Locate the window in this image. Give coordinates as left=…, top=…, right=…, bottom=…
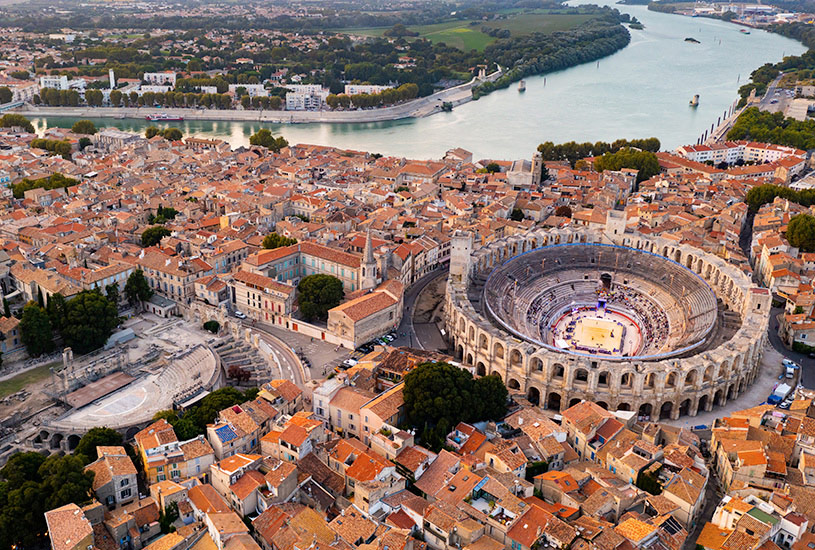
left=121, top=488, right=132, bottom=499
left=120, top=479, right=129, bottom=487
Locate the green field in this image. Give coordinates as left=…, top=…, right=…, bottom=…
left=335, top=12, right=597, bottom=52
left=485, top=13, right=598, bottom=35
left=0, top=363, right=56, bottom=399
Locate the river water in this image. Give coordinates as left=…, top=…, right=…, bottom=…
left=29, top=2, right=806, bottom=160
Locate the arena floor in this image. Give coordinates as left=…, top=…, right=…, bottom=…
left=552, top=307, right=641, bottom=356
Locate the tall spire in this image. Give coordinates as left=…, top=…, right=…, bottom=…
left=363, top=228, right=374, bottom=264
left=361, top=228, right=377, bottom=290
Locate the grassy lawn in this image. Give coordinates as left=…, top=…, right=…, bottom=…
left=484, top=13, right=598, bottom=35
left=336, top=21, right=495, bottom=51
left=333, top=12, right=596, bottom=51
left=0, top=362, right=56, bottom=399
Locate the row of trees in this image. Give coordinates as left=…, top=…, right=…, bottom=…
left=727, top=107, right=815, bottom=151
left=593, top=147, right=660, bottom=183
left=325, top=83, right=420, bottom=110
left=537, top=137, right=661, bottom=167
left=403, top=362, right=508, bottom=451
left=36, top=88, right=81, bottom=107
left=744, top=183, right=815, bottom=211
left=239, top=95, right=284, bottom=110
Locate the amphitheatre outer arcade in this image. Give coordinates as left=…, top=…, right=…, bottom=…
left=444, top=215, right=771, bottom=421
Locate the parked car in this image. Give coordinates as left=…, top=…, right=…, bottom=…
left=343, top=358, right=358, bottom=367
left=234, top=310, right=247, bottom=319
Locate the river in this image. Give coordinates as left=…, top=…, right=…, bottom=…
left=28, top=2, right=806, bottom=160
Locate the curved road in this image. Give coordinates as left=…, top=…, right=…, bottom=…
left=392, top=267, right=449, bottom=351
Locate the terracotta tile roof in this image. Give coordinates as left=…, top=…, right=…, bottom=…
left=614, top=518, right=657, bottom=544
left=329, top=506, right=377, bottom=545
left=188, top=484, right=230, bottom=514
left=231, top=469, right=266, bottom=500
left=45, top=504, right=93, bottom=550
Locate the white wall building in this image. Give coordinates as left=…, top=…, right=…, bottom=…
left=285, top=85, right=328, bottom=111
left=39, top=75, right=70, bottom=91
left=143, top=72, right=177, bottom=86
left=344, top=84, right=393, bottom=95
left=228, top=84, right=268, bottom=97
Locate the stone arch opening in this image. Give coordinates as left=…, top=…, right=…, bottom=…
left=638, top=403, right=653, bottom=419
left=568, top=398, right=581, bottom=408
left=50, top=433, right=63, bottom=450
left=67, top=434, right=81, bottom=451
left=510, top=349, right=523, bottom=369
left=618, top=403, right=631, bottom=411
left=466, top=353, right=474, bottom=366
left=38, top=429, right=50, bottom=441
left=715, top=389, right=725, bottom=406
left=644, top=373, right=655, bottom=389
left=727, top=384, right=735, bottom=400
left=490, top=371, right=504, bottom=382
left=698, top=394, right=710, bottom=412
left=679, top=399, right=692, bottom=416
left=673, top=249, right=681, bottom=263
left=528, top=387, right=541, bottom=406
left=552, top=363, right=565, bottom=380
left=477, top=362, right=487, bottom=377
left=547, top=392, right=561, bottom=411
left=456, top=345, right=464, bottom=360
left=479, top=334, right=488, bottom=350
left=596, top=401, right=609, bottom=410
left=468, top=326, right=475, bottom=343
left=659, top=401, right=673, bottom=420
left=685, top=371, right=697, bottom=388
left=574, top=368, right=589, bottom=383
left=125, top=426, right=140, bottom=440
left=508, top=378, right=521, bottom=390
left=598, top=371, right=610, bottom=388
left=531, top=357, right=543, bottom=372
left=620, top=372, right=633, bottom=389
left=704, top=366, right=714, bottom=383
left=494, top=343, right=505, bottom=360
left=665, top=372, right=677, bottom=389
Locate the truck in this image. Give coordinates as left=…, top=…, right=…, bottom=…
left=768, top=383, right=793, bottom=405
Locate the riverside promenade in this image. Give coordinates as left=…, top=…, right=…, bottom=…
left=13, top=70, right=502, bottom=124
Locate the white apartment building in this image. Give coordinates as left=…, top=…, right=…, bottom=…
left=39, top=75, right=70, bottom=91
left=143, top=72, right=177, bottom=86
left=676, top=140, right=806, bottom=165
left=344, top=84, right=393, bottom=95
left=285, top=85, right=329, bottom=111
left=228, top=84, right=268, bottom=97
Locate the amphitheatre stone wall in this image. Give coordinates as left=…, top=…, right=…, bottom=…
left=444, top=226, right=771, bottom=420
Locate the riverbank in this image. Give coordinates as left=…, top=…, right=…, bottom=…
left=23, top=4, right=805, bottom=160
left=13, top=71, right=498, bottom=125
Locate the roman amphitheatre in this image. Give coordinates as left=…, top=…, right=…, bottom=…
left=445, top=218, right=771, bottom=421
